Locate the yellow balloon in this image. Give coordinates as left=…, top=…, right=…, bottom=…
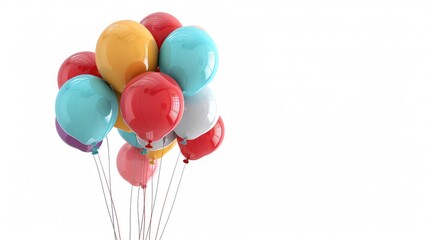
left=147, top=140, right=177, bottom=160
left=96, top=20, right=158, bottom=92
left=114, top=91, right=132, bottom=132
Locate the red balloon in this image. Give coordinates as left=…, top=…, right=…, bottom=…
left=177, top=117, right=225, bottom=162
left=57, top=51, right=101, bottom=88
left=117, top=143, right=158, bottom=188
left=121, top=72, right=184, bottom=148
left=140, top=12, right=182, bottom=49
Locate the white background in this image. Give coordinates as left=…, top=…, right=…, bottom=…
left=1, top=0, right=429, bottom=239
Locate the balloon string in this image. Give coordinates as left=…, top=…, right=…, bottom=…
left=98, top=154, right=122, bottom=240
left=106, top=136, right=116, bottom=238
left=137, top=186, right=141, bottom=238
left=145, top=164, right=158, bottom=240
left=154, top=151, right=181, bottom=240
left=136, top=140, right=149, bottom=238
left=129, top=185, right=133, bottom=240
left=144, top=139, right=166, bottom=240
left=158, top=162, right=187, bottom=240
left=93, top=155, right=118, bottom=240
left=149, top=166, right=154, bottom=240
left=143, top=165, right=154, bottom=240
left=140, top=158, right=149, bottom=238
left=140, top=187, right=147, bottom=240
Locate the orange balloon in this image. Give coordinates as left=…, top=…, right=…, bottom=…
left=96, top=20, right=158, bottom=92
left=114, top=91, right=132, bottom=132
left=147, top=139, right=177, bottom=160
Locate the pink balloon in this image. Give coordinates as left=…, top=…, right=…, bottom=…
left=117, top=143, right=157, bottom=188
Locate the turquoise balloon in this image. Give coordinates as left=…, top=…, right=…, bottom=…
left=159, top=26, right=218, bottom=97
left=55, top=74, right=118, bottom=145
left=117, top=129, right=143, bottom=148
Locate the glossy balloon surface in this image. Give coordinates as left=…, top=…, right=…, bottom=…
left=118, top=129, right=176, bottom=159
left=96, top=20, right=158, bottom=92
left=55, top=119, right=102, bottom=152
left=57, top=51, right=101, bottom=88
left=118, top=129, right=143, bottom=148
left=174, top=87, right=219, bottom=140
left=117, top=143, right=157, bottom=187
left=55, top=74, right=118, bottom=145
left=120, top=72, right=184, bottom=145
left=146, top=140, right=176, bottom=160
left=137, top=131, right=177, bottom=151
left=114, top=91, right=132, bottom=132
left=178, top=117, right=224, bottom=161
left=159, top=26, right=218, bottom=97
left=140, top=12, right=182, bottom=49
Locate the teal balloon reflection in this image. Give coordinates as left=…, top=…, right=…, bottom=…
left=159, top=26, right=218, bottom=97
left=118, top=129, right=143, bottom=148
left=55, top=74, right=118, bottom=145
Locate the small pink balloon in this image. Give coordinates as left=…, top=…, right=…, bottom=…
left=117, top=143, right=158, bottom=188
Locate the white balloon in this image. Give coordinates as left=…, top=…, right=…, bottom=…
left=137, top=131, right=176, bottom=150
left=174, top=87, right=219, bottom=140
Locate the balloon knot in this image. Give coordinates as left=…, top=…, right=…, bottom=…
left=141, top=184, right=147, bottom=189
left=145, top=142, right=153, bottom=148
left=180, top=139, right=187, bottom=145
left=149, top=160, right=155, bottom=165
left=91, top=146, right=99, bottom=155
left=183, top=159, right=189, bottom=164
left=141, top=149, right=148, bottom=155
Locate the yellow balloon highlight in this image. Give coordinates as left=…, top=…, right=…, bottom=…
left=147, top=140, right=177, bottom=160
left=96, top=20, right=158, bottom=92
left=114, top=91, right=132, bottom=132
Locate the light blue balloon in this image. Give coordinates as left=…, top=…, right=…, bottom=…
left=55, top=74, right=118, bottom=146
left=159, top=26, right=219, bottom=97
left=117, top=129, right=143, bottom=149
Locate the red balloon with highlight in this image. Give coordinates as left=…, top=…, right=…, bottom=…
left=178, top=117, right=225, bottom=162
left=57, top=51, right=101, bottom=88
left=140, top=12, right=182, bottom=49
left=120, top=72, right=184, bottom=148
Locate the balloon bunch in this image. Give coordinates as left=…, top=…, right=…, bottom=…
left=54, top=12, right=225, bottom=240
